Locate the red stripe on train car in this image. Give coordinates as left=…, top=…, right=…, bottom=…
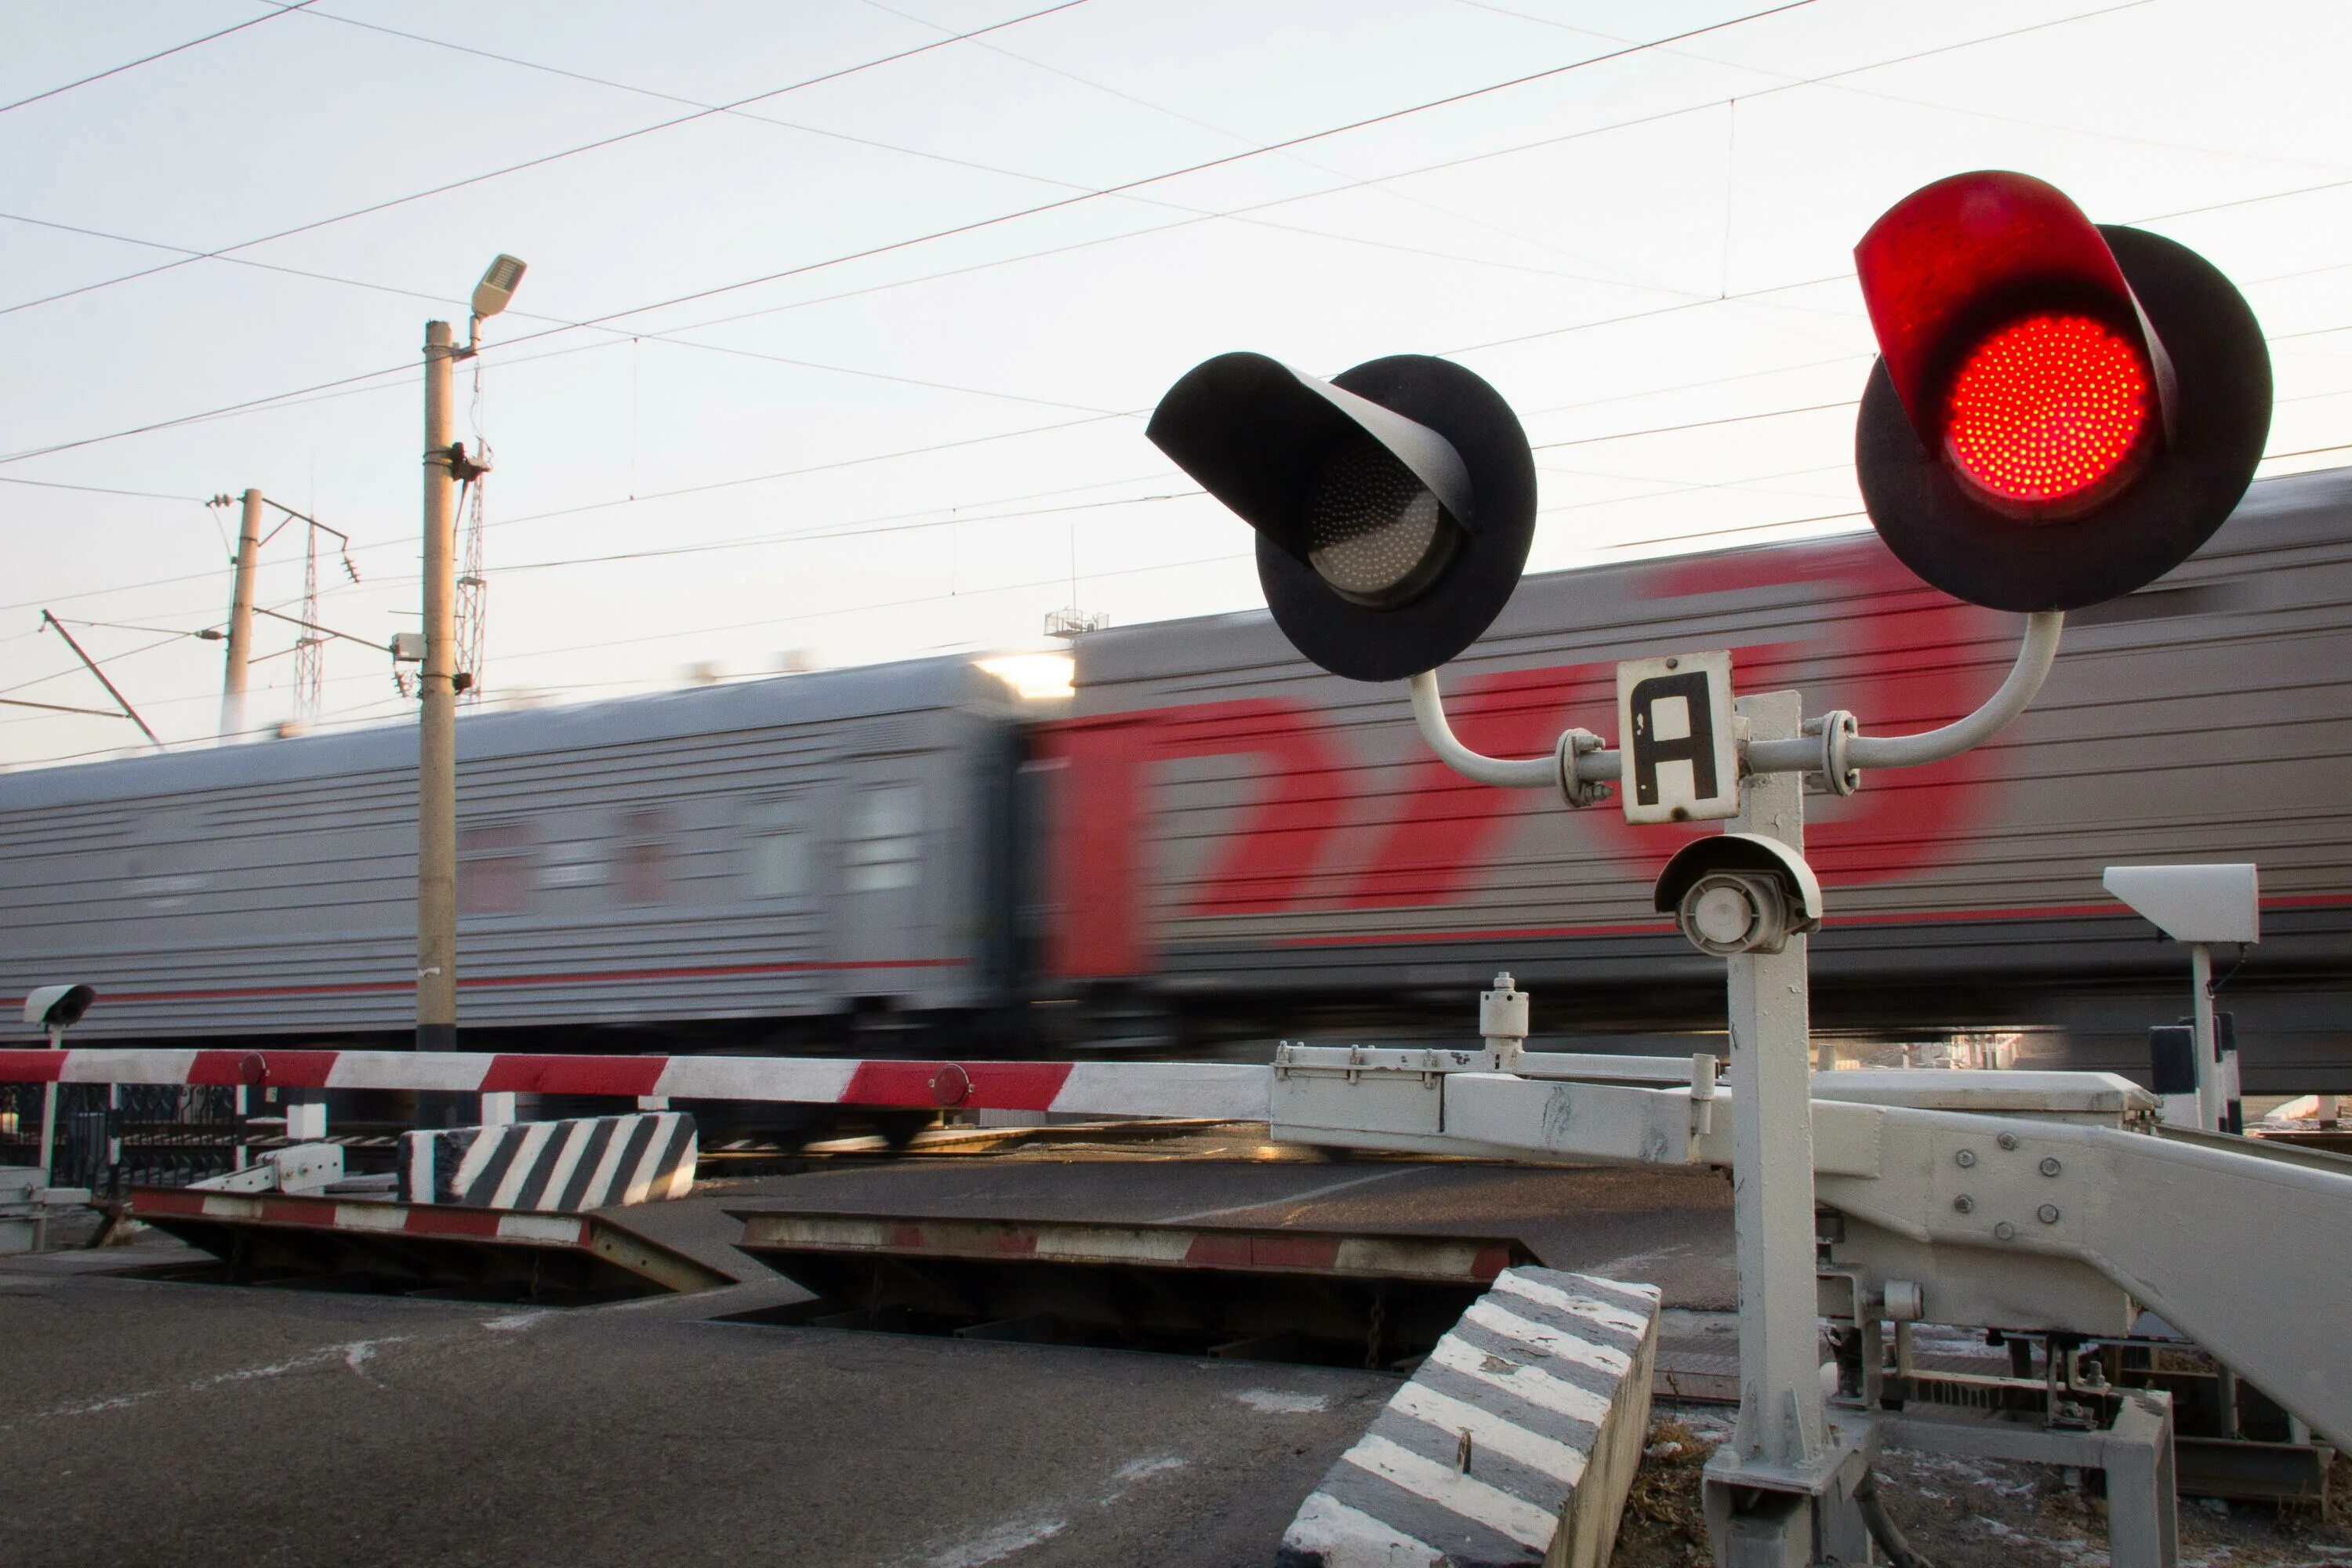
left=28, top=956, right=968, bottom=1009
left=1271, top=895, right=2352, bottom=948
left=1470, top=1244, right=1515, bottom=1280
left=478, top=1054, right=670, bottom=1098
left=187, top=1049, right=340, bottom=1088
left=0, top=1051, right=67, bottom=1083
left=840, top=1060, right=1074, bottom=1111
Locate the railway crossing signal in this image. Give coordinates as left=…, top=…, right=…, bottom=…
left=1141, top=167, right=2297, bottom=1564
left=1852, top=170, right=2274, bottom=612
left=1145, top=351, right=1536, bottom=681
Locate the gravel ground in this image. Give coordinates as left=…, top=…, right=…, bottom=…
left=1613, top=1407, right=2352, bottom=1568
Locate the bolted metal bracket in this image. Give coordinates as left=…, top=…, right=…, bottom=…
left=1554, top=728, right=1610, bottom=808
left=1801, top=709, right=1861, bottom=796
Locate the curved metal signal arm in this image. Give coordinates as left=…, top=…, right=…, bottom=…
left=1407, top=610, right=2066, bottom=796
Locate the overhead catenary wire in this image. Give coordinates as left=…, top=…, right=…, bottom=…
left=0, top=2, right=318, bottom=118
left=0, top=0, right=1103, bottom=324
left=0, top=0, right=2276, bottom=481
left=13, top=5, right=2352, bottom=672
left=0, top=0, right=1828, bottom=470
left=13, top=306, right=2352, bottom=622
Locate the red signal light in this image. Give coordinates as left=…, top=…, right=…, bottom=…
left=1943, top=312, right=2152, bottom=511
left=1851, top=170, right=2272, bottom=613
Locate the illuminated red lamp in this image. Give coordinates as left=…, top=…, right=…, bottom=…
left=1851, top=171, right=2270, bottom=612
left=1944, top=312, right=2151, bottom=510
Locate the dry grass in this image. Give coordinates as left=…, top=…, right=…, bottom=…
left=1611, top=1417, right=1721, bottom=1568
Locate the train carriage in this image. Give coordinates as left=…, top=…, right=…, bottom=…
left=0, top=658, right=1032, bottom=1050
left=1047, top=466, right=2352, bottom=1088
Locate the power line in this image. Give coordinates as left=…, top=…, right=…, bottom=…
left=0, top=0, right=2194, bottom=472
left=1461, top=0, right=2343, bottom=176
left=861, top=0, right=1664, bottom=293
left=1533, top=400, right=1855, bottom=451
left=477, top=2, right=1824, bottom=352
left=0, top=0, right=1102, bottom=323
left=0, top=2, right=318, bottom=118
left=0, top=474, right=205, bottom=502
left=281, top=2, right=1658, bottom=299
left=16, top=303, right=2350, bottom=622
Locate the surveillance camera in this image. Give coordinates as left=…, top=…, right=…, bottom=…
left=1653, top=836, right=1822, bottom=958
left=22, top=983, right=94, bottom=1030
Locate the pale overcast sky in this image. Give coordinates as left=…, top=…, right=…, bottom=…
left=2, top=0, right=2347, bottom=765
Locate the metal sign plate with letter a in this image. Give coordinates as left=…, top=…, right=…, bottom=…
left=1616, top=651, right=1738, bottom=824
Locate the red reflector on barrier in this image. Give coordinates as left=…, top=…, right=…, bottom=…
left=1944, top=312, right=2151, bottom=508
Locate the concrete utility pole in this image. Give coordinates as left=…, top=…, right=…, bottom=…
left=418, top=321, right=460, bottom=1052
left=220, top=487, right=263, bottom=739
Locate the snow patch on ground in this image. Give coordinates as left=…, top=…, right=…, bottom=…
left=913, top=1514, right=1069, bottom=1568
left=9, top=1336, right=409, bottom=1430
left=1113, top=1455, right=1187, bottom=1483
left=1235, top=1388, right=1329, bottom=1414
left=480, top=1311, right=550, bottom=1332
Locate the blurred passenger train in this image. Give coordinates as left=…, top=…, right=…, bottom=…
left=5, top=466, right=2349, bottom=1091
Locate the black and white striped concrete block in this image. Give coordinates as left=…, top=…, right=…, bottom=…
left=1280, top=1268, right=1662, bottom=1568
left=396, top=1112, right=697, bottom=1212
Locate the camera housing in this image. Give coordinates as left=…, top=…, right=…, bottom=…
left=21, top=983, right=94, bottom=1031
left=1653, top=836, right=1822, bottom=958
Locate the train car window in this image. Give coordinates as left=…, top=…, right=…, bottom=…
left=746, top=800, right=808, bottom=898
left=615, top=810, right=670, bottom=905
left=459, top=822, right=534, bottom=916
left=845, top=781, right=921, bottom=894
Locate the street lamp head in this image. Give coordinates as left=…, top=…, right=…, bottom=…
left=471, top=254, right=528, bottom=321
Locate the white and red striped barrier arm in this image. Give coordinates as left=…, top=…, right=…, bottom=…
left=0, top=1048, right=1273, bottom=1123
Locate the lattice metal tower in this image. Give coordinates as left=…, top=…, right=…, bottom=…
left=294, top=521, right=324, bottom=722
left=454, top=442, right=488, bottom=705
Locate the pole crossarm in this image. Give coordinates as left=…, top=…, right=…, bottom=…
left=1406, top=610, right=2067, bottom=797
left=252, top=604, right=389, bottom=651
left=39, top=609, right=162, bottom=746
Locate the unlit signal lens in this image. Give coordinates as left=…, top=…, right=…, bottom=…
left=1944, top=313, right=2151, bottom=509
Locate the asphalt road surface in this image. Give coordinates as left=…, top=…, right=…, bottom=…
left=0, top=1145, right=1733, bottom=1567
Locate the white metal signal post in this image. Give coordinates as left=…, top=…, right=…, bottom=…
left=1410, top=612, right=2067, bottom=1555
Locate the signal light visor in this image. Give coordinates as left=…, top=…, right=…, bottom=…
left=1943, top=311, right=2154, bottom=514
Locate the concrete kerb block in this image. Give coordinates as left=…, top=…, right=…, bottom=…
left=1280, top=1267, right=1662, bottom=1568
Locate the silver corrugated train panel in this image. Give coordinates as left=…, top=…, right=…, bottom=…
left=0, top=657, right=1023, bottom=1040
left=1051, top=468, right=2352, bottom=991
